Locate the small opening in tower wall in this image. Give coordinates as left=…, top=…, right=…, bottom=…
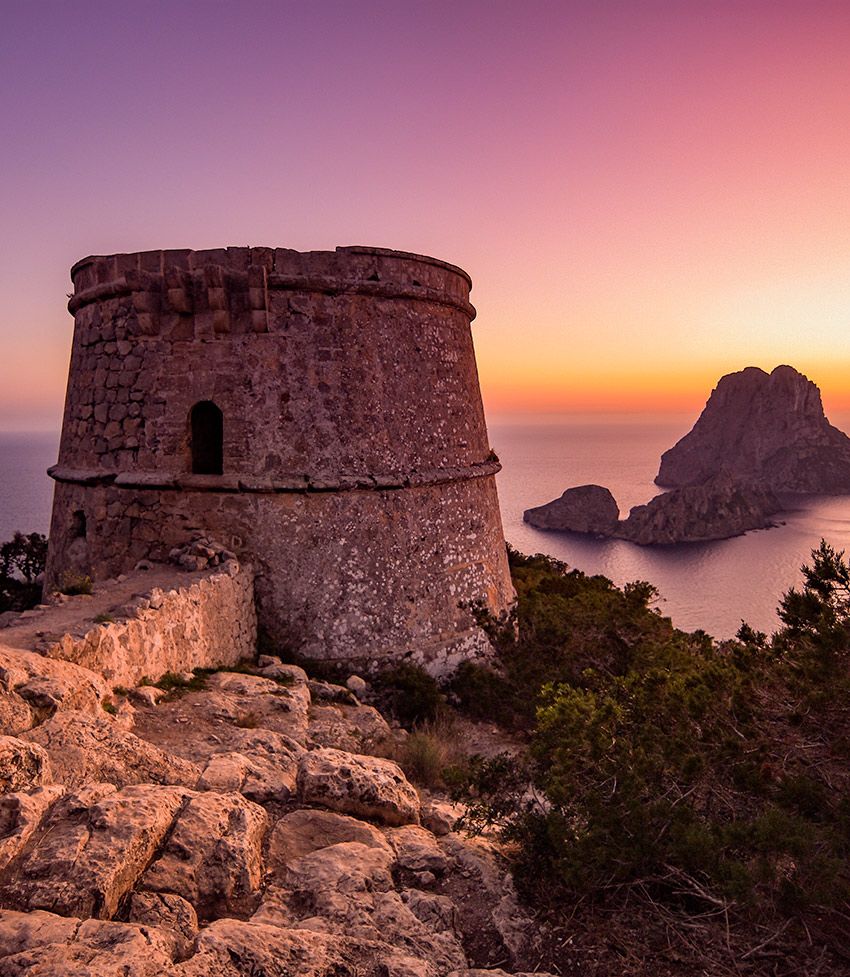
left=71, top=510, right=86, bottom=538
left=190, top=401, right=224, bottom=475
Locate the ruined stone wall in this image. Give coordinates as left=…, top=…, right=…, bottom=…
left=45, top=246, right=514, bottom=672
left=46, top=479, right=510, bottom=674
left=41, top=563, right=256, bottom=689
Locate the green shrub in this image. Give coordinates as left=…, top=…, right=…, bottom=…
left=93, top=612, right=115, bottom=624
left=373, top=662, right=444, bottom=727
left=457, top=541, right=850, bottom=944
left=152, top=669, right=209, bottom=694
left=449, top=660, right=515, bottom=725
left=463, top=545, right=677, bottom=729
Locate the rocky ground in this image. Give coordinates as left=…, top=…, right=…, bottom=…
left=0, top=634, right=551, bottom=976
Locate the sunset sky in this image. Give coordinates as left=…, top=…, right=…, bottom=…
left=3, top=0, right=850, bottom=429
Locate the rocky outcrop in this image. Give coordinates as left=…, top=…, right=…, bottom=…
left=0, top=692, right=32, bottom=738
left=306, top=701, right=393, bottom=753
left=268, top=809, right=393, bottom=868
left=178, top=917, right=446, bottom=977
left=0, top=783, right=189, bottom=919
left=387, top=824, right=449, bottom=875
left=525, top=474, right=780, bottom=546
left=0, top=788, right=65, bottom=872
left=22, top=711, right=200, bottom=788
left=204, top=669, right=311, bottom=745
left=617, top=472, right=781, bottom=545
left=523, top=484, right=619, bottom=534
left=254, top=840, right=468, bottom=973
left=0, top=655, right=543, bottom=976
left=525, top=367, right=850, bottom=545
left=657, top=365, right=850, bottom=492
left=0, top=910, right=177, bottom=976
left=127, top=890, right=199, bottom=958
left=141, top=791, right=268, bottom=919
left=0, top=645, right=107, bottom=722
left=196, top=749, right=298, bottom=804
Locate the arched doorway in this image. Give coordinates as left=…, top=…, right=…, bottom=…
left=189, top=401, right=223, bottom=475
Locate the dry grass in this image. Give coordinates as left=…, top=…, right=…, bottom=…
left=395, top=714, right=470, bottom=789
left=59, top=571, right=93, bottom=596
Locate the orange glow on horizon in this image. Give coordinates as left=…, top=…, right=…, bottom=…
left=480, top=361, right=850, bottom=418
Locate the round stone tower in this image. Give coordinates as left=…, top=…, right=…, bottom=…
left=45, top=246, right=514, bottom=672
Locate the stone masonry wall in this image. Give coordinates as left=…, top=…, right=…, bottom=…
left=45, top=246, right=515, bottom=672
left=46, top=480, right=510, bottom=676
left=42, top=563, right=256, bottom=688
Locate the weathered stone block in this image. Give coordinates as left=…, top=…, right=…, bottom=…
left=0, top=737, right=51, bottom=795
left=297, top=747, right=420, bottom=826
left=142, top=790, right=268, bottom=918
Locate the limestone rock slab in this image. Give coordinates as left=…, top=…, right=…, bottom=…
left=172, top=917, right=439, bottom=977
left=22, top=710, right=200, bottom=789
left=128, top=890, right=199, bottom=959
left=0, top=786, right=65, bottom=872
left=205, top=670, right=311, bottom=745
left=0, top=910, right=176, bottom=976
left=0, top=691, right=32, bottom=737
left=307, top=702, right=393, bottom=753
left=0, top=646, right=107, bottom=717
left=254, top=841, right=466, bottom=973
left=266, top=808, right=392, bottom=875
left=142, top=790, right=268, bottom=918
left=197, top=749, right=297, bottom=803
left=386, top=824, right=449, bottom=875
left=297, top=747, right=420, bottom=826
left=421, top=796, right=463, bottom=836
left=0, top=783, right=188, bottom=919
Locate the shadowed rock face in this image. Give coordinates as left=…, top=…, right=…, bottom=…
left=523, top=485, right=619, bottom=534
left=617, top=472, right=781, bottom=545
left=524, top=474, right=780, bottom=546
left=656, top=365, right=850, bottom=493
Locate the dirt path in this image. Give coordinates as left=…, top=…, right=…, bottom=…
left=0, top=565, right=203, bottom=652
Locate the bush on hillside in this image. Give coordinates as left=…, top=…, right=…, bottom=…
left=372, top=661, right=445, bottom=726
left=455, top=542, right=850, bottom=970
left=459, top=545, right=680, bottom=729
left=0, top=531, right=47, bottom=612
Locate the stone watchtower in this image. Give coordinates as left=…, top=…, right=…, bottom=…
left=45, top=246, right=514, bottom=672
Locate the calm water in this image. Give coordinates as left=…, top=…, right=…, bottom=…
left=491, top=413, right=850, bottom=639
left=3, top=420, right=850, bottom=639
left=0, top=432, right=58, bottom=542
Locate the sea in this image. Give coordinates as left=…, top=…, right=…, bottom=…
left=3, top=418, right=850, bottom=641
left=491, top=413, right=850, bottom=640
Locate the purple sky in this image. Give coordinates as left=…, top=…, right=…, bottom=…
left=4, top=1, right=850, bottom=426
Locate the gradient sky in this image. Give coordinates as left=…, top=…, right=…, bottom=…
left=3, top=0, right=850, bottom=429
